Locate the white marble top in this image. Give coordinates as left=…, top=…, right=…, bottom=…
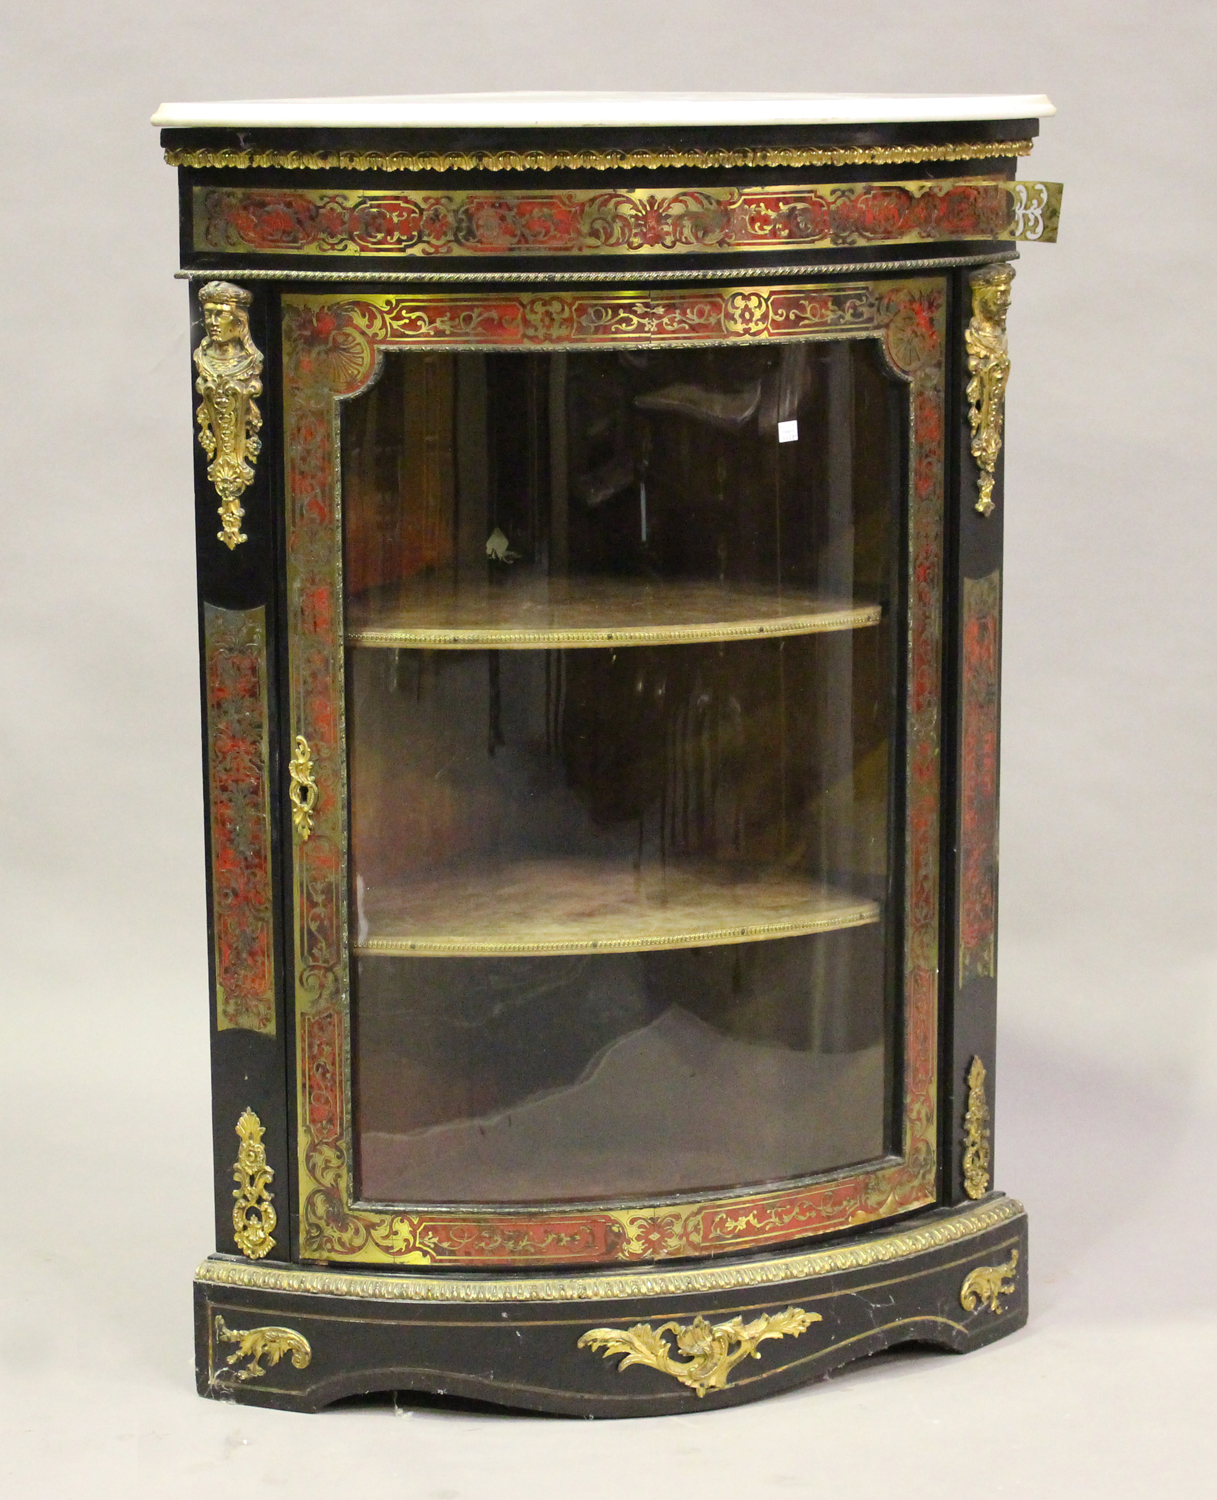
left=152, top=91, right=1054, bottom=130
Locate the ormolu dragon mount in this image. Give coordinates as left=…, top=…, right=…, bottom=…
left=156, top=91, right=1059, bottom=1415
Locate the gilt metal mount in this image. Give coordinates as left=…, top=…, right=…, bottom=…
left=960, top=1249, right=1019, bottom=1315
left=194, top=280, right=263, bottom=549
left=232, top=1106, right=277, bottom=1259
left=214, top=1315, right=311, bottom=1381
left=962, top=1056, right=993, bottom=1199
left=578, top=1307, right=820, bottom=1397
left=965, top=264, right=1014, bottom=518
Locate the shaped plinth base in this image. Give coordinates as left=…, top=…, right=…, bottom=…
left=194, top=1194, right=1027, bottom=1417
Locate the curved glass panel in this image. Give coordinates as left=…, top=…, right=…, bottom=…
left=341, top=339, right=904, bottom=1205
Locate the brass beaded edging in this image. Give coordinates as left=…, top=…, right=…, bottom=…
left=166, top=140, right=1033, bottom=174
left=173, top=250, right=1018, bottom=284
left=196, top=1196, right=1024, bottom=1304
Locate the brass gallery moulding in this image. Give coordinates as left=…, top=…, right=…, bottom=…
left=173, top=249, right=1018, bottom=285
left=194, top=179, right=1061, bottom=260
left=195, top=1196, right=1026, bottom=1305
left=167, top=139, right=1034, bottom=174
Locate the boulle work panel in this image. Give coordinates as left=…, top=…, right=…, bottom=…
left=163, top=91, right=1058, bottom=1416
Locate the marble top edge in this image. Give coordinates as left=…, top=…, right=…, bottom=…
left=153, top=91, right=1055, bottom=129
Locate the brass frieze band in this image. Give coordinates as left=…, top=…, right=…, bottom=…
left=194, top=280, right=263, bottom=548
left=579, top=1307, right=821, bottom=1397
left=193, top=179, right=1060, bottom=260
left=966, top=264, right=1014, bottom=516
left=232, top=1107, right=278, bottom=1259
left=960, top=1249, right=1019, bottom=1314
left=195, top=1197, right=1025, bottom=1304
left=167, top=139, right=1033, bottom=174
left=962, top=1057, right=993, bottom=1199
left=212, top=1315, right=312, bottom=1382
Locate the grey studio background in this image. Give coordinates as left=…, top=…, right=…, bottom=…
left=1, top=1, right=1213, bottom=1494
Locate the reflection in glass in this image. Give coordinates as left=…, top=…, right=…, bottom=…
left=342, top=340, right=904, bottom=1206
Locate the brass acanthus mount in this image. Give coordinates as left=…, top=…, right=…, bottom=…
left=214, top=1316, right=312, bottom=1381
left=232, top=1106, right=277, bottom=1259
left=578, top=1306, right=820, bottom=1397
left=965, top=264, right=1014, bottom=518
left=960, top=1250, right=1020, bottom=1315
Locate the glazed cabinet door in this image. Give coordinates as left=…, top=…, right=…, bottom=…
left=282, top=278, right=948, bottom=1268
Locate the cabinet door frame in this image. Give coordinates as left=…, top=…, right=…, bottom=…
left=280, top=276, right=947, bottom=1268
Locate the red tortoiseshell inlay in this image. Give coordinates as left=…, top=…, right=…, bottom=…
left=960, top=570, right=1002, bottom=982
left=204, top=603, right=275, bottom=1035
left=196, top=178, right=1013, bottom=259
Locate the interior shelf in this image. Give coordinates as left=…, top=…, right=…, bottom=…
left=346, top=577, right=882, bottom=649
left=354, top=857, right=880, bottom=957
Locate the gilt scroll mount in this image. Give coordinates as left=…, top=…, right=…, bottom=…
left=578, top=1307, right=820, bottom=1398
left=213, top=1315, right=311, bottom=1381
left=232, top=1106, right=277, bottom=1259
left=965, top=264, right=1014, bottom=518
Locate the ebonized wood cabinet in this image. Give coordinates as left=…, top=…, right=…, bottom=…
left=155, top=91, right=1060, bottom=1415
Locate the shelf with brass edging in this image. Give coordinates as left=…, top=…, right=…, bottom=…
left=346, top=578, right=882, bottom=650
left=356, top=858, right=879, bottom=957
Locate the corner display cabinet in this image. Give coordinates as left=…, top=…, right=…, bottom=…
left=157, top=91, right=1061, bottom=1416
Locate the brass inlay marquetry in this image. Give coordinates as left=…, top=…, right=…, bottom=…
left=960, top=1249, right=1019, bottom=1314
left=194, top=281, right=263, bottom=549
left=962, top=1056, right=992, bottom=1200
left=192, top=178, right=1061, bottom=261
left=1011, top=181, right=1062, bottom=242
left=213, top=1315, right=311, bottom=1381
left=195, top=1196, right=1025, bottom=1303
left=288, top=735, right=317, bottom=840
left=959, top=571, right=1001, bottom=983
left=203, top=604, right=276, bottom=1035
left=167, top=139, right=1034, bottom=174
left=232, top=1107, right=277, bottom=1259
left=579, top=1307, right=820, bottom=1397
left=965, top=264, right=1014, bottom=517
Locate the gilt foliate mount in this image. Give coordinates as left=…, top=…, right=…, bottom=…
left=578, top=1307, right=821, bottom=1397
